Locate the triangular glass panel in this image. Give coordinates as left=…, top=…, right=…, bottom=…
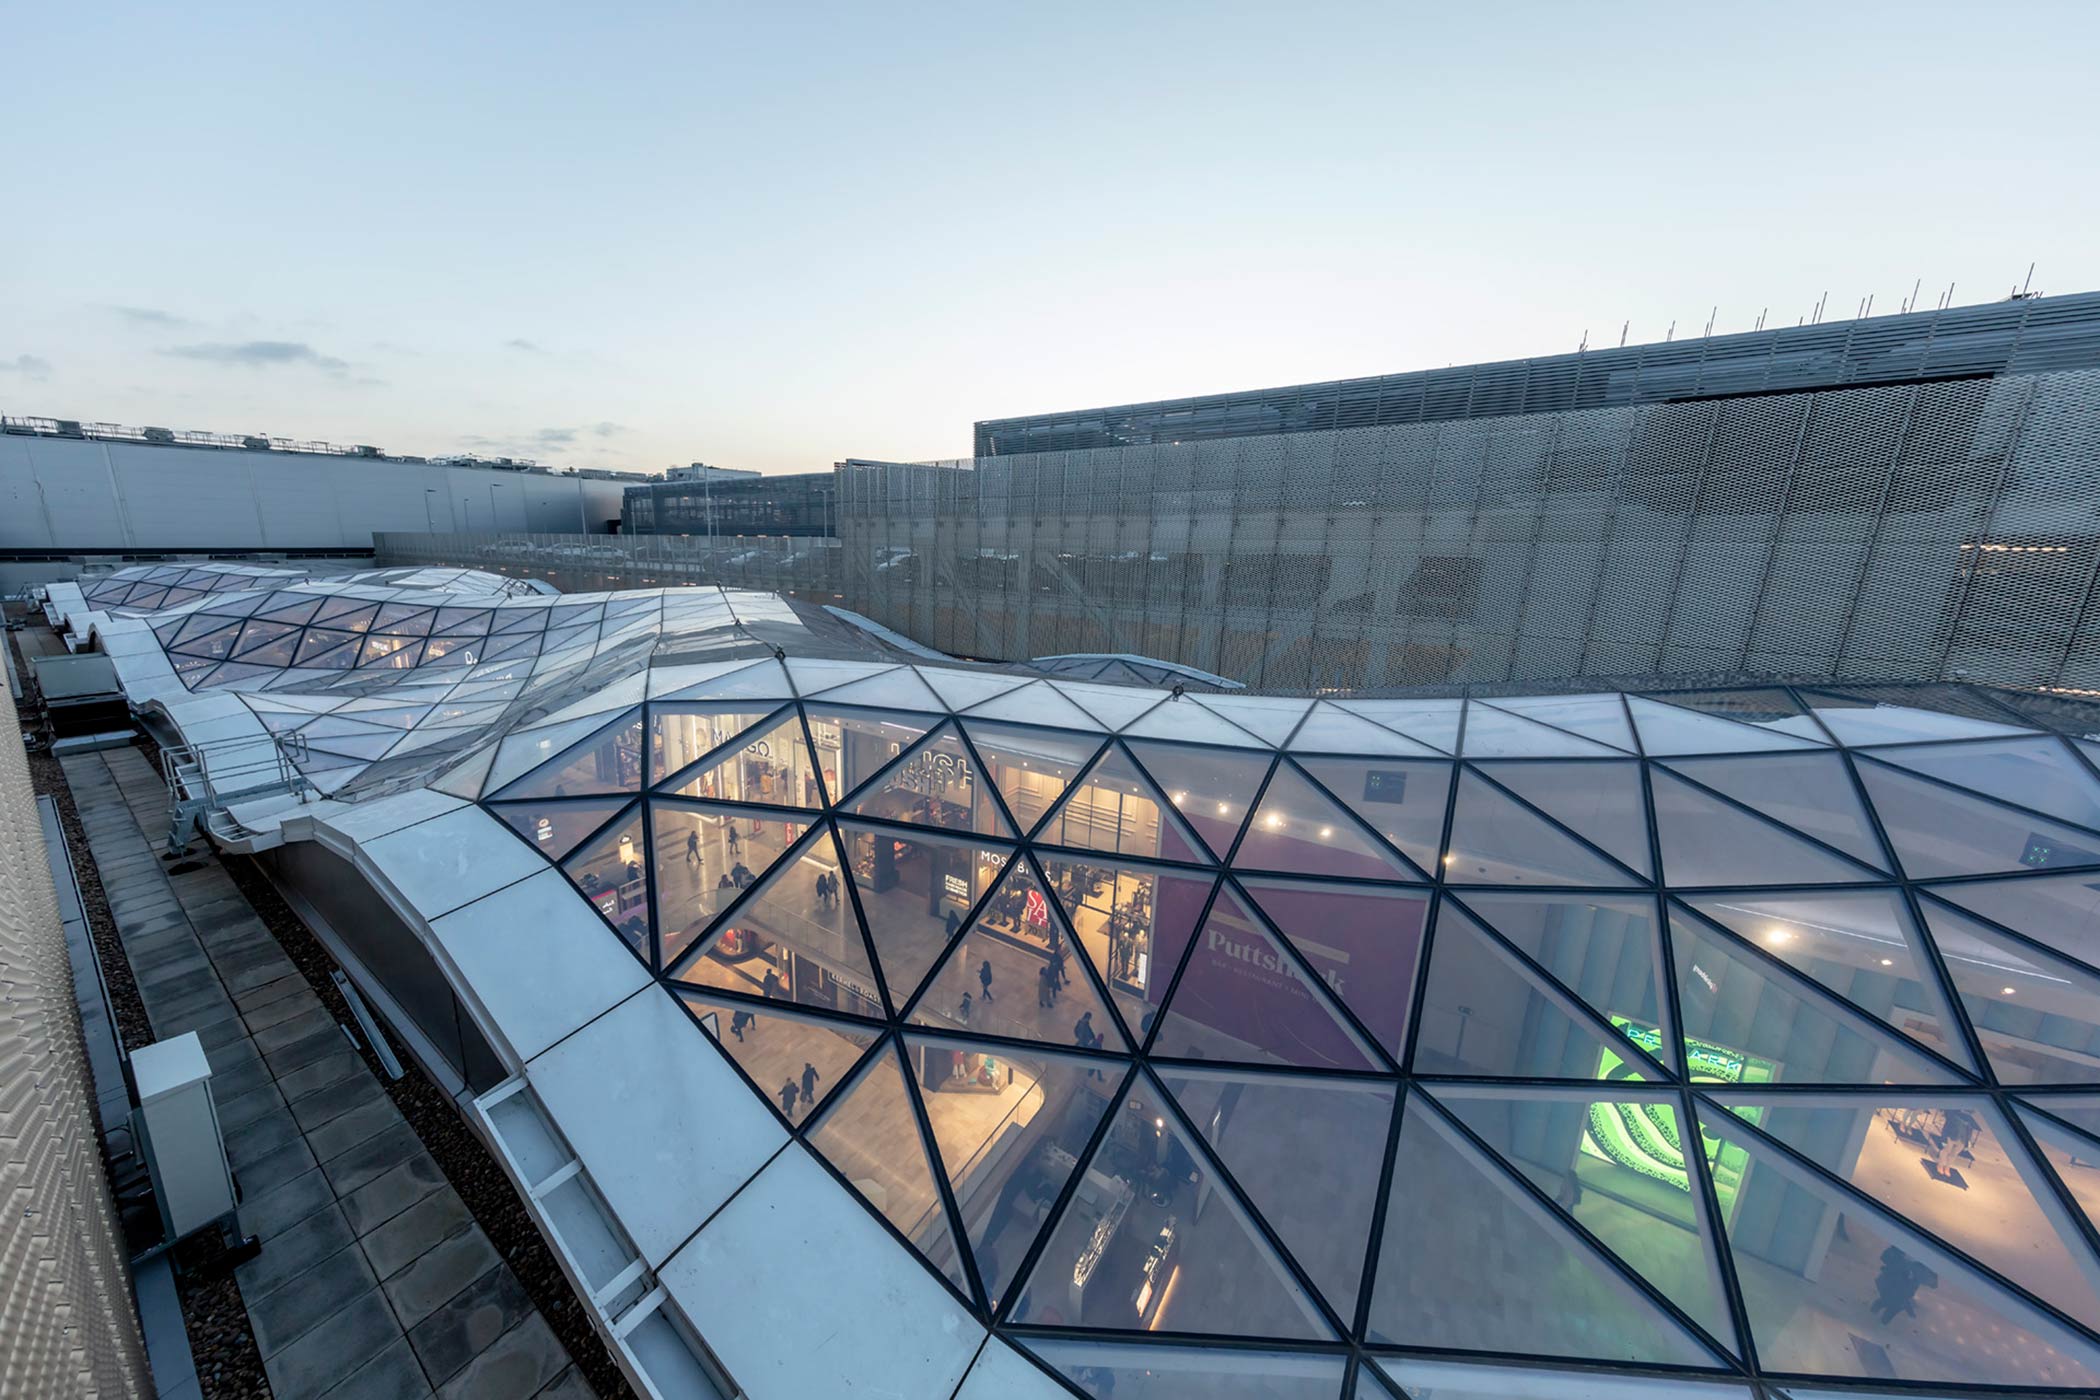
left=1042, top=746, right=1208, bottom=864
left=649, top=800, right=823, bottom=968
left=805, top=1043, right=971, bottom=1297
left=1716, top=1092, right=2100, bottom=1332
left=957, top=720, right=1104, bottom=838
left=964, top=679, right=1105, bottom=731
left=170, top=621, right=244, bottom=660
left=488, top=797, right=629, bottom=862
left=1154, top=885, right=1378, bottom=1070
left=784, top=658, right=894, bottom=697
left=1867, top=736, right=2100, bottom=832
left=1484, top=694, right=1640, bottom=751
left=1160, top=1066, right=1393, bottom=1323
left=659, top=708, right=822, bottom=809
left=668, top=825, right=883, bottom=1014
left=1802, top=692, right=2035, bottom=745
left=1474, top=761, right=1652, bottom=880
left=233, top=632, right=301, bottom=668
left=1334, top=698, right=1463, bottom=754
left=169, top=612, right=240, bottom=647
left=1009, top=1074, right=1334, bottom=1337
left=802, top=707, right=940, bottom=806
left=301, top=732, right=404, bottom=762
left=1038, top=854, right=1215, bottom=1043
left=1233, top=763, right=1417, bottom=882
left=1122, top=697, right=1268, bottom=747
left=490, top=709, right=644, bottom=800
left=1662, top=753, right=1889, bottom=871
left=1651, top=768, right=1878, bottom=886
left=2014, top=1103, right=2100, bottom=1232
left=907, top=863, right=1128, bottom=1053
left=1691, top=1103, right=2100, bottom=1386
left=2021, top=1094, right=2100, bottom=1142
left=1445, top=770, right=1641, bottom=887
left=1459, top=891, right=1674, bottom=1072
left=1023, top=1341, right=1345, bottom=1399
left=907, top=1036, right=1118, bottom=1308
left=1373, top=1358, right=1749, bottom=1398
left=678, top=991, right=876, bottom=1120
left=355, top=634, right=425, bottom=670
left=1668, top=909, right=1957, bottom=1085
left=559, top=802, right=649, bottom=957
left=812, top=666, right=948, bottom=712
left=1462, top=703, right=1622, bottom=758
left=838, top=823, right=1013, bottom=1008
left=1856, top=757, right=2100, bottom=878
left=1290, top=757, right=1451, bottom=877
left=292, top=628, right=361, bottom=667
left=1287, top=701, right=1442, bottom=757
left=1238, top=876, right=1430, bottom=1060
left=657, top=657, right=791, bottom=702
left=232, top=619, right=299, bottom=657
left=1417, top=904, right=1656, bottom=1080
left=1366, top=1093, right=1718, bottom=1365
left=1045, top=680, right=1162, bottom=731
left=1927, top=870, right=2100, bottom=969
left=842, top=723, right=1013, bottom=836
left=1682, top=890, right=1972, bottom=1069
left=645, top=705, right=777, bottom=786
left=1432, top=1084, right=1739, bottom=1354
left=1627, top=694, right=1822, bottom=755
left=1189, top=695, right=1312, bottom=747
left=1123, top=740, right=1272, bottom=860
left=917, top=666, right=1029, bottom=713
left=1916, top=900, right=2100, bottom=1086
left=1645, top=687, right=1807, bottom=725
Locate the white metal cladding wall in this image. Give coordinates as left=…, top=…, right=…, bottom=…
left=835, top=368, right=2100, bottom=691
left=0, top=691, right=152, bottom=1397
left=0, top=437, right=627, bottom=552
left=372, top=532, right=848, bottom=603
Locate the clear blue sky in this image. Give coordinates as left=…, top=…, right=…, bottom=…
left=4, top=2, right=2096, bottom=475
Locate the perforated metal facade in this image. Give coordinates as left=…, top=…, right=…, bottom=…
left=841, top=367, right=2100, bottom=692
left=0, top=683, right=152, bottom=1399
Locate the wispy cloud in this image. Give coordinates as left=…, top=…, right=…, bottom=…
left=161, top=340, right=350, bottom=374
left=0, top=354, right=53, bottom=379
left=505, top=338, right=545, bottom=353
left=456, top=420, right=631, bottom=458
left=591, top=421, right=626, bottom=438
left=109, top=305, right=194, bottom=328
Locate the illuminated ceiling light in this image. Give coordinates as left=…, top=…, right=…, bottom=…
left=1170, top=791, right=1186, bottom=806
left=1442, top=852, right=1456, bottom=865
left=1764, top=926, right=1793, bottom=945
left=1215, top=802, right=1229, bottom=816
left=1264, top=813, right=1282, bottom=829
left=1880, top=958, right=1894, bottom=966
left=1318, top=826, right=1333, bottom=839
left=2003, top=986, right=2017, bottom=995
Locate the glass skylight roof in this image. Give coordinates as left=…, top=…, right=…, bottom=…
left=98, top=567, right=2100, bottom=1395
left=472, top=670, right=2100, bottom=1397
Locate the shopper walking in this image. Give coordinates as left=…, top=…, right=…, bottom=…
left=979, top=958, right=995, bottom=1002
left=778, top=1080, right=799, bottom=1116
left=801, top=1061, right=821, bottom=1107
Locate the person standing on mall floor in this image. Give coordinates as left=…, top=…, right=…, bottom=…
left=725, top=820, right=741, bottom=857
left=979, top=958, right=995, bottom=1002
left=686, top=827, right=701, bottom=869
left=958, top=991, right=973, bottom=1026
left=729, top=1009, right=753, bottom=1042
left=801, top=1061, right=820, bottom=1107
left=778, top=1080, right=799, bottom=1116
left=763, top=968, right=785, bottom=1000
left=1037, top=964, right=1054, bottom=1008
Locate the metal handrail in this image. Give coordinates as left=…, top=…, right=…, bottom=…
left=161, top=730, right=312, bottom=849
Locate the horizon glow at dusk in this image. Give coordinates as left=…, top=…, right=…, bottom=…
left=5, top=1, right=2097, bottom=476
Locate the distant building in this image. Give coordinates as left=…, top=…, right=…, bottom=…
left=665, top=462, right=763, bottom=484
left=623, top=471, right=836, bottom=537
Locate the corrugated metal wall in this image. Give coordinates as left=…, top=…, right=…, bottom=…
left=0, top=687, right=152, bottom=1398
left=381, top=366, right=2100, bottom=693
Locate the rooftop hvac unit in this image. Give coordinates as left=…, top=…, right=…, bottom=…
left=142, top=426, right=175, bottom=444
left=241, top=435, right=271, bottom=450
left=130, top=1032, right=254, bottom=1261
left=354, top=444, right=382, bottom=457
left=55, top=419, right=85, bottom=438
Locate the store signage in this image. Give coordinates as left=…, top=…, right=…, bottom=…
left=943, top=873, right=971, bottom=901
left=892, top=749, right=973, bottom=798
left=534, top=817, right=553, bottom=843
left=1361, top=769, right=1408, bottom=805
left=1023, top=888, right=1051, bottom=930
